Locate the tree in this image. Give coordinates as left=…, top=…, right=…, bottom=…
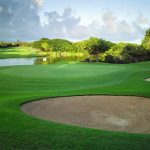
left=81, top=37, right=113, bottom=61
left=142, top=28, right=150, bottom=50
left=41, top=43, right=49, bottom=52
left=32, top=38, right=77, bottom=53
left=48, top=39, right=77, bottom=52
left=103, top=43, right=129, bottom=63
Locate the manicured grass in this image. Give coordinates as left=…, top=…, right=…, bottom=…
left=0, top=47, right=45, bottom=58
left=0, top=61, right=150, bottom=149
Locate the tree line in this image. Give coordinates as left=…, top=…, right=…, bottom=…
left=31, top=28, right=150, bottom=63
left=1, top=28, right=150, bottom=64
left=0, top=41, right=28, bottom=48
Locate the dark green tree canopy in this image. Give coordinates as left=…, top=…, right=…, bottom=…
left=145, top=28, right=150, bottom=36
left=32, top=38, right=77, bottom=52
left=75, top=37, right=114, bottom=55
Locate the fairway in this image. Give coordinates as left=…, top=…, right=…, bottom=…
left=0, top=62, right=150, bottom=149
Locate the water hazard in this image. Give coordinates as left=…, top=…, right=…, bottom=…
left=0, top=55, right=86, bottom=66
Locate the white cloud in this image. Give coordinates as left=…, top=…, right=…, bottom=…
left=102, top=10, right=117, bottom=33
left=0, top=6, right=3, bottom=12
left=85, top=10, right=149, bottom=43
left=43, top=9, right=149, bottom=42
left=117, top=21, right=132, bottom=34
left=44, top=7, right=86, bottom=39
left=35, top=0, right=44, bottom=6
left=0, top=1, right=149, bottom=43
left=137, top=12, right=150, bottom=25
left=0, top=0, right=43, bottom=41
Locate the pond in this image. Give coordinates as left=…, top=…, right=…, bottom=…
left=0, top=55, right=87, bottom=66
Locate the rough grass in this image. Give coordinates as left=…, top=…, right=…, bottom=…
left=0, top=47, right=46, bottom=58
left=0, top=47, right=87, bottom=59
left=0, top=61, right=150, bottom=149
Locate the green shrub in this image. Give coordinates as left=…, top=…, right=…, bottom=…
left=32, top=38, right=77, bottom=53
left=142, top=28, right=150, bottom=50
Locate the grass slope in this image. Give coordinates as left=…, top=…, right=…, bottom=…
left=0, top=61, right=150, bottom=149
left=0, top=47, right=45, bottom=59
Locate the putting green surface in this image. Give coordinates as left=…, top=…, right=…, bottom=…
left=0, top=61, right=150, bottom=149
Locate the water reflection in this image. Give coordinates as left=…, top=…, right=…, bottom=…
left=34, top=55, right=86, bottom=65
left=0, top=55, right=87, bottom=66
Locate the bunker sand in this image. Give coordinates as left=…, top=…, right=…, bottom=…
left=22, top=96, right=150, bottom=133
left=145, top=78, right=150, bottom=81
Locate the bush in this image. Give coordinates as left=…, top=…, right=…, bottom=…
left=103, top=42, right=150, bottom=64
left=32, top=38, right=77, bottom=53
left=0, top=41, right=28, bottom=48
left=142, top=28, right=150, bottom=50
left=105, top=55, right=114, bottom=63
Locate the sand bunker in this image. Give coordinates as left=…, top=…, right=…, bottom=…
left=21, top=95, right=150, bottom=133
left=145, top=78, right=150, bottom=81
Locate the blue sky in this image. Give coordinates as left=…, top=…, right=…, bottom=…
left=0, top=0, right=150, bottom=42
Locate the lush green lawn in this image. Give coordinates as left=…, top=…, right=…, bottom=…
left=0, top=61, right=150, bottom=149
left=0, top=47, right=45, bottom=58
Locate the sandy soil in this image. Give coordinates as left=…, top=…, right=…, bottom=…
left=21, top=95, right=150, bottom=133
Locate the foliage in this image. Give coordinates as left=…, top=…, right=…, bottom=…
left=0, top=41, right=28, bottom=48
left=75, top=37, right=114, bottom=55
left=103, top=42, right=150, bottom=63
left=32, top=38, right=77, bottom=52
left=142, top=28, right=150, bottom=50
left=41, top=43, right=50, bottom=52
left=1, top=28, right=150, bottom=63
left=101, top=43, right=125, bottom=62
left=74, top=37, right=114, bottom=62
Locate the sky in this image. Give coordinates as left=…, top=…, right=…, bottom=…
left=0, top=0, right=150, bottom=43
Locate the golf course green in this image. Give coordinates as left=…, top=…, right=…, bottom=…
left=0, top=61, right=150, bottom=149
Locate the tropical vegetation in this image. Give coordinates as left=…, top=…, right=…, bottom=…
left=0, top=28, right=150, bottom=63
